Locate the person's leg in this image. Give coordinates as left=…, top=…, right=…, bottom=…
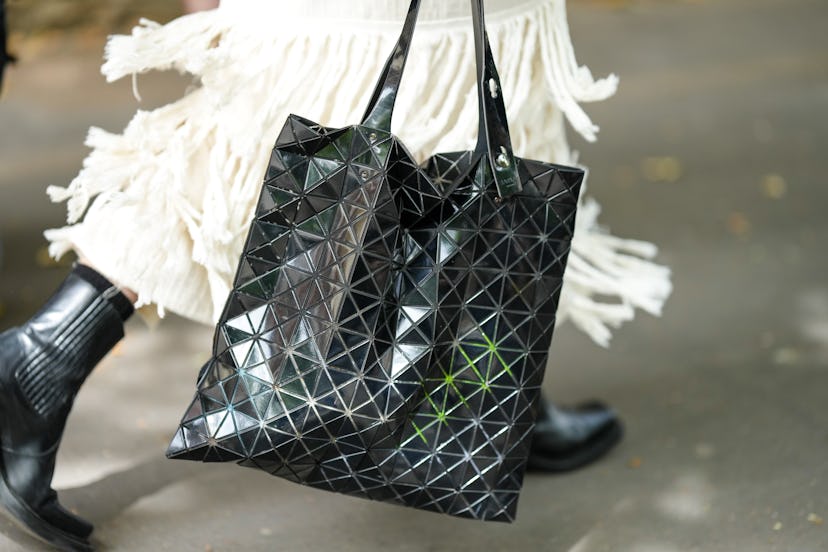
left=529, top=394, right=623, bottom=472
left=181, top=0, right=218, bottom=14
left=0, top=263, right=134, bottom=550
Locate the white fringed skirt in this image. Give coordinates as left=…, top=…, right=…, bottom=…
left=44, top=0, right=671, bottom=346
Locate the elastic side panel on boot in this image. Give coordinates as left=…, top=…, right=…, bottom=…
left=14, top=296, right=123, bottom=419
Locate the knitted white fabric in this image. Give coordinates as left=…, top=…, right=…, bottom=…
left=44, top=0, right=671, bottom=346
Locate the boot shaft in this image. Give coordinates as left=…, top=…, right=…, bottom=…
left=6, top=270, right=128, bottom=419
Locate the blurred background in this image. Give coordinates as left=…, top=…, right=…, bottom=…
left=1, top=0, right=826, bottom=550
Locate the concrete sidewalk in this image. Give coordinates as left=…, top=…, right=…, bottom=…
left=1, top=0, right=827, bottom=550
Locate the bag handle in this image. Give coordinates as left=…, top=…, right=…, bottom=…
left=361, top=0, right=520, bottom=198
left=361, top=0, right=422, bottom=132
left=470, top=0, right=521, bottom=198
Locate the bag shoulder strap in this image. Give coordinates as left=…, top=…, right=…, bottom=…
left=471, top=0, right=521, bottom=198
left=360, top=0, right=521, bottom=199
left=361, top=0, right=422, bottom=132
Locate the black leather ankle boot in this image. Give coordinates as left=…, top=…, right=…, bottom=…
left=528, top=395, right=623, bottom=473
left=0, top=266, right=133, bottom=551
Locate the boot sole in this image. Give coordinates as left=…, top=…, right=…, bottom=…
left=526, top=419, right=623, bottom=473
left=0, top=449, right=93, bottom=551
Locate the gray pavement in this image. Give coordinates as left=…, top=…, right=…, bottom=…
left=1, top=0, right=827, bottom=550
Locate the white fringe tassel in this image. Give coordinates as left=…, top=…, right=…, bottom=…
left=44, top=0, right=670, bottom=346
left=560, top=196, right=673, bottom=347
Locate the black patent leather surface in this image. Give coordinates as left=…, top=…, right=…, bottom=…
left=168, top=0, right=582, bottom=522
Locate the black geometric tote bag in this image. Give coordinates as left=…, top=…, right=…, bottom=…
left=167, top=0, right=582, bottom=523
